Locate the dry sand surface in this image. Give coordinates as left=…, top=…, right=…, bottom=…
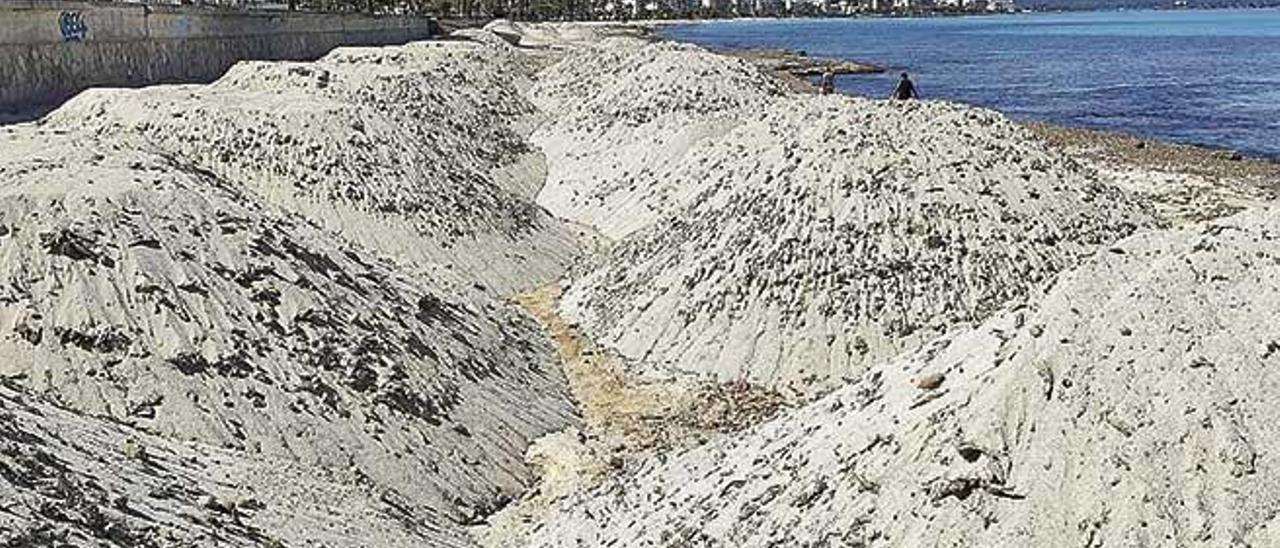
left=48, top=38, right=579, bottom=296
left=0, top=33, right=586, bottom=546
left=0, top=380, right=473, bottom=547
left=531, top=36, right=788, bottom=240
left=0, top=123, right=577, bottom=545
left=3, top=18, right=1280, bottom=548
left=559, top=95, right=1154, bottom=395
left=522, top=207, right=1280, bottom=547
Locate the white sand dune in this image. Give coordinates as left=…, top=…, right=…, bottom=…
left=560, top=89, right=1154, bottom=394
left=4, top=20, right=1279, bottom=548
left=0, top=380, right=475, bottom=547
left=46, top=39, right=580, bottom=296
left=523, top=206, right=1280, bottom=547
left=0, top=125, right=575, bottom=544
left=532, top=37, right=787, bottom=239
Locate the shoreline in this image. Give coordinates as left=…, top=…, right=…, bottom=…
left=646, top=24, right=1280, bottom=175
left=1024, top=121, right=1280, bottom=185
left=622, top=5, right=1280, bottom=28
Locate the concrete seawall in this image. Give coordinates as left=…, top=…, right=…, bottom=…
left=0, top=1, right=437, bottom=114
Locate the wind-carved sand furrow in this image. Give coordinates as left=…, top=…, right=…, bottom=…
left=513, top=284, right=786, bottom=448
left=473, top=283, right=787, bottom=547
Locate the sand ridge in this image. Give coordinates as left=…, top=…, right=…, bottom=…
left=3, top=18, right=1279, bottom=548
left=557, top=90, right=1155, bottom=395
left=477, top=21, right=1280, bottom=548
left=47, top=38, right=580, bottom=296
left=0, top=379, right=474, bottom=547
left=531, top=36, right=788, bottom=240
left=0, top=35, right=581, bottom=543
left=521, top=206, right=1280, bottom=547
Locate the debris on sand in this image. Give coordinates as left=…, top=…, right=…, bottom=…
left=727, top=47, right=883, bottom=77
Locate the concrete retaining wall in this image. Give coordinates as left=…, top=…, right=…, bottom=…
left=0, top=2, right=437, bottom=113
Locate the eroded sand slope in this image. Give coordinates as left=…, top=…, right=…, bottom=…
left=0, top=42, right=578, bottom=543
left=5, top=20, right=1280, bottom=548
left=49, top=38, right=578, bottom=295
left=547, top=39, right=1155, bottom=394
left=532, top=37, right=787, bottom=239
left=526, top=206, right=1280, bottom=547
left=0, top=380, right=475, bottom=547
left=470, top=23, right=1280, bottom=548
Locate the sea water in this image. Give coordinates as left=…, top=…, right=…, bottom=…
left=663, top=9, right=1280, bottom=157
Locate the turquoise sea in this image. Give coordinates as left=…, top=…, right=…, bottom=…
left=663, top=9, right=1280, bottom=157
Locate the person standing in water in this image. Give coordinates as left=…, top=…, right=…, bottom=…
left=892, top=72, right=919, bottom=100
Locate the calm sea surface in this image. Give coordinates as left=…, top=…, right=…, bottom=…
left=663, top=9, right=1280, bottom=157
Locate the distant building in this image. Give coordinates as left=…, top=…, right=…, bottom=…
left=932, top=0, right=988, bottom=10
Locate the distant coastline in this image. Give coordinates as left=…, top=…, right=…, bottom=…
left=657, top=9, right=1280, bottom=159
left=595, top=2, right=1280, bottom=23
left=693, top=34, right=1277, bottom=167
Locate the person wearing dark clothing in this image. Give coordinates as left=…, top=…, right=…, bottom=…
left=818, top=70, right=836, bottom=95
left=892, top=72, right=919, bottom=100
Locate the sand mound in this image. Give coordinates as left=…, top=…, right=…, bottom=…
left=0, top=381, right=474, bottom=547
left=0, top=127, right=576, bottom=535
left=482, top=20, right=627, bottom=49
left=561, top=96, right=1154, bottom=393
left=47, top=38, right=578, bottom=295
left=531, top=38, right=787, bottom=239
left=524, top=206, right=1280, bottom=546
left=11, top=20, right=1275, bottom=548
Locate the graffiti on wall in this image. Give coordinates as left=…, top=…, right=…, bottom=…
left=59, top=11, right=89, bottom=42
